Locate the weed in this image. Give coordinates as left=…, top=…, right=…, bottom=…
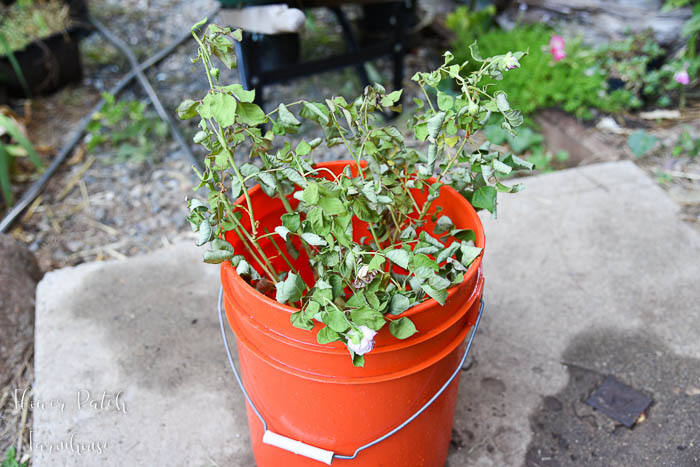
left=1, top=446, right=27, bottom=467
left=0, top=112, right=44, bottom=207
left=86, top=93, right=167, bottom=164
left=672, top=126, right=700, bottom=157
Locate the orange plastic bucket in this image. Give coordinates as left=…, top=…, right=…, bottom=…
left=221, top=161, right=485, bottom=466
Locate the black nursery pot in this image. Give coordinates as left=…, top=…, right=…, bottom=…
left=0, top=0, right=88, bottom=102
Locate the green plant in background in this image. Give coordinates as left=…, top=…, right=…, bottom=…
left=0, top=113, right=44, bottom=207
left=672, top=126, right=700, bottom=157
left=1, top=446, right=27, bottom=467
left=445, top=4, right=496, bottom=52
left=180, top=20, right=533, bottom=366
left=0, top=0, right=72, bottom=53
left=643, top=56, right=699, bottom=107
left=86, top=93, right=167, bottom=164
left=446, top=14, right=629, bottom=119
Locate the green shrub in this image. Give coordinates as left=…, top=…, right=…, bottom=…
left=447, top=18, right=628, bottom=119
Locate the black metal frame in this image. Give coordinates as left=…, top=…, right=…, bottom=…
left=232, top=1, right=411, bottom=110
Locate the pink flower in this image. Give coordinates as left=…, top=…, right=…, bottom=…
left=549, top=35, right=567, bottom=62
left=674, top=62, right=690, bottom=85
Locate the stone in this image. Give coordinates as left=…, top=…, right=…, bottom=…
left=0, top=233, right=42, bottom=386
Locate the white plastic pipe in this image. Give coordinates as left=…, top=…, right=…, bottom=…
left=262, top=430, right=334, bottom=465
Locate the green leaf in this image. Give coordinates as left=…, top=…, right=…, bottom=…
left=627, top=130, right=658, bottom=158
left=236, top=102, right=267, bottom=126
left=300, top=102, right=330, bottom=126
left=380, top=89, right=403, bottom=107
left=302, top=182, right=320, bottom=205
left=471, top=185, right=497, bottom=213
left=502, top=153, right=534, bottom=170
left=0, top=114, right=42, bottom=170
left=196, top=221, right=212, bottom=246
left=317, top=326, right=342, bottom=344
left=350, top=308, right=386, bottom=330
left=434, top=215, right=453, bottom=234
left=278, top=103, right=301, bottom=127
left=368, top=254, right=385, bottom=272
left=291, top=311, right=314, bottom=330
left=274, top=226, right=291, bottom=240
left=346, top=291, right=368, bottom=308
left=200, top=92, right=237, bottom=127
left=203, top=249, right=234, bottom=264
left=223, top=84, right=255, bottom=102
left=390, top=317, right=418, bottom=339
left=308, top=206, right=326, bottom=234
left=436, top=242, right=460, bottom=264
left=469, top=41, right=483, bottom=61
left=451, top=229, right=475, bottom=242
left=414, top=123, right=428, bottom=141
left=352, top=353, right=365, bottom=367
left=0, top=145, right=12, bottom=206
left=318, top=196, right=346, bottom=215
left=301, top=232, right=327, bottom=246
left=176, top=99, right=199, bottom=119
left=282, top=167, right=307, bottom=187
left=296, top=139, right=312, bottom=156
left=412, top=253, right=439, bottom=272
left=281, top=213, right=301, bottom=232
left=495, top=92, right=510, bottom=112
left=326, top=309, right=351, bottom=332
left=421, top=283, right=448, bottom=305
left=389, top=294, right=411, bottom=315
left=427, top=112, right=446, bottom=140
left=385, top=249, right=410, bottom=269
left=437, top=92, right=454, bottom=111
left=460, top=243, right=483, bottom=267
left=492, top=159, right=512, bottom=175
left=428, top=274, right=451, bottom=290
left=275, top=272, right=305, bottom=304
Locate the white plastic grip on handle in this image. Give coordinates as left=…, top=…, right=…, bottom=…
left=262, top=430, right=335, bottom=465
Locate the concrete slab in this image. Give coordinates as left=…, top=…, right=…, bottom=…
left=33, top=244, right=254, bottom=466
left=33, top=161, right=700, bottom=466
left=450, top=161, right=700, bottom=467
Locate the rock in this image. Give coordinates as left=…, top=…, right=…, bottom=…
left=0, top=234, right=42, bottom=385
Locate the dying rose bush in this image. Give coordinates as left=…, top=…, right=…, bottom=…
left=180, top=19, right=533, bottom=366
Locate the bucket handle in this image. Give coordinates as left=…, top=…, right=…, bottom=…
left=217, top=287, right=484, bottom=464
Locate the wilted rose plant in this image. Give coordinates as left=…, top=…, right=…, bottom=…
left=180, top=20, right=533, bottom=366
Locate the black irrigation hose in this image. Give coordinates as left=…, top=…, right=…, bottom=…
left=90, top=16, right=202, bottom=169
left=0, top=9, right=218, bottom=233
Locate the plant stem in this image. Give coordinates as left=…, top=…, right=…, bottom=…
left=265, top=227, right=310, bottom=290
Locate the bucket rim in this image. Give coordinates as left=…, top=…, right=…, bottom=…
left=221, top=159, right=485, bottom=319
